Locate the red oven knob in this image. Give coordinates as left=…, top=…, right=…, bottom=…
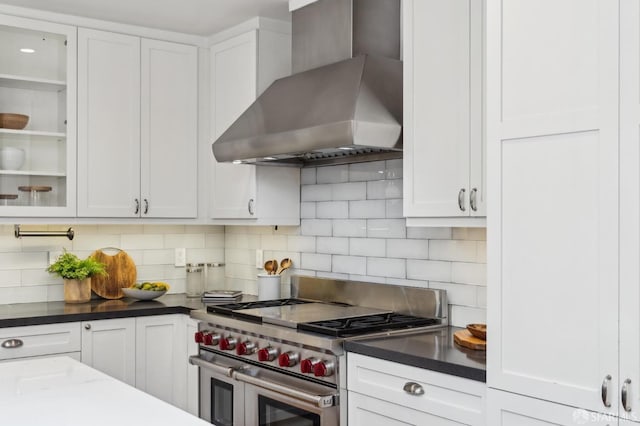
left=278, top=352, right=300, bottom=367
left=313, top=360, right=335, bottom=377
left=236, top=341, right=256, bottom=356
left=219, top=337, right=237, bottom=351
left=194, top=331, right=205, bottom=343
left=203, top=333, right=220, bottom=346
left=300, top=357, right=320, bottom=374
left=257, top=347, right=279, bottom=362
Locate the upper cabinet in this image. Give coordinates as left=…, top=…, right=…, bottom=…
left=402, top=0, right=485, bottom=227
left=208, top=22, right=300, bottom=225
left=0, top=15, right=77, bottom=216
left=77, top=28, right=198, bottom=218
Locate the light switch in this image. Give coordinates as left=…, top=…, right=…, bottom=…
left=174, top=248, right=186, bottom=267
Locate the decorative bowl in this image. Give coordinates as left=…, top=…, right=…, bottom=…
left=466, top=323, right=487, bottom=340
left=0, top=113, right=29, bottom=130
left=0, top=147, right=25, bottom=170
left=121, top=287, right=167, bottom=301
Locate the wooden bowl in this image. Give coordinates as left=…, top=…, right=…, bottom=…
left=466, top=323, right=486, bottom=340
left=0, top=113, right=29, bottom=130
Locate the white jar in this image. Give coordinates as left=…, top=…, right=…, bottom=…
left=0, top=147, right=25, bottom=170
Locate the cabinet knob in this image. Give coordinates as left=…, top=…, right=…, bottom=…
left=403, top=382, right=424, bottom=396
left=248, top=198, right=255, bottom=216
left=84, top=324, right=91, bottom=330
left=457, top=188, right=466, bottom=212
left=1, top=338, right=23, bottom=349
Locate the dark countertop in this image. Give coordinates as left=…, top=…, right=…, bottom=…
left=344, top=326, right=486, bottom=382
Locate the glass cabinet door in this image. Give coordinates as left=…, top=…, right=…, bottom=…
left=0, top=14, right=76, bottom=216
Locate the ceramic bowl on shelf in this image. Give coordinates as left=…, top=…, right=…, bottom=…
left=0, top=147, right=25, bottom=170
left=121, top=287, right=167, bottom=301
left=0, top=113, right=29, bottom=130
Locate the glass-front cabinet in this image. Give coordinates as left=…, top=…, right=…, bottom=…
left=0, top=15, right=76, bottom=216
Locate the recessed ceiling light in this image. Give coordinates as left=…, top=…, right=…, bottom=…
left=20, top=48, right=35, bottom=53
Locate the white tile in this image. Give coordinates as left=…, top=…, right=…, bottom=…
left=261, top=234, right=288, bottom=251
left=332, top=255, right=366, bottom=275
left=348, top=274, right=387, bottom=284
left=141, top=249, right=174, bottom=265
left=69, top=234, right=117, bottom=252
left=367, top=219, right=406, bottom=238
left=0, top=252, right=47, bottom=270
left=429, top=281, right=478, bottom=307
left=349, top=161, right=386, bottom=181
left=0, top=286, right=48, bottom=304
left=477, top=286, right=487, bottom=308
left=0, top=236, right=22, bottom=252
left=367, top=179, right=403, bottom=200
left=429, top=240, right=477, bottom=262
left=22, top=268, right=60, bottom=286
left=349, top=200, right=386, bottom=218
left=316, top=201, right=349, bottom=219
left=386, top=199, right=403, bottom=218
left=333, top=220, right=367, bottom=237
left=165, top=234, right=206, bottom=249
left=349, top=238, right=385, bottom=257
left=226, top=248, right=254, bottom=265
left=316, top=271, right=349, bottom=280
left=449, top=305, right=486, bottom=328
left=406, top=259, right=451, bottom=282
left=205, top=233, right=225, bottom=249
left=188, top=248, right=224, bottom=263
left=273, top=226, right=300, bottom=236
left=301, top=202, right=316, bottom=219
left=143, top=225, right=185, bottom=234
left=301, top=168, right=316, bottom=185
left=406, top=227, right=452, bottom=239
left=287, top=236, right=316, bottom=253
left=387, top=239, right=429, bottom=259
left=225, top=233, right=261, bottom=249
left=476, top=242, right=487, bottom=263
left=21, top=239, right=73, bottom=253
left=317, top=165, right=349, bottom=183
left=300, top=219, right=332, bottom=236
left=385, top=277, right=428, bottom=288
left=0, top=270, right=21, bottom=287
left=121, top=234, right=164, bottom=250
left=451, top=262, right=487, bottom=286
left=301, top=253, right=332, bottom=271
left=317, top=237, right=349, bottom=255
left=136, top=264, right=171, bottom=281
left=331, top=182, right=367, bottom=200
left=367, top=257, right=405, bottom=279
left=47, top=284, right=64, bottom=302
left=385, top=159, right=403, bottom=179
left=301, top=184, right=332, bottom=201
left=452, top=227, right=487, bottom=241
left=98, top=224, right=144, bottom=234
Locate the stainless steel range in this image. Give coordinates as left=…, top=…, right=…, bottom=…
left=189, top=276, right=447, bottom=426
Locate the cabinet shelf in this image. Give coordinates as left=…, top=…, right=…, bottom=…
left=0, top=74, right=66, bottom=91
left=0, top=170, right=65, bottom=177
left=0, top=129, right=66, bottom=139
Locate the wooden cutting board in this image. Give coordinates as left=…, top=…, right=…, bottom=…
left=90, top=248, right=137, bottom=299
left=453, top=329, right=487, bottom=351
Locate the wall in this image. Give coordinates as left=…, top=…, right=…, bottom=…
left=0, top=224, right=224, bottom=304
left=224, top=160, right=487, bottom=327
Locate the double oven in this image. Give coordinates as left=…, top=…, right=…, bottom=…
left=189, top=276, right=448, bottom=426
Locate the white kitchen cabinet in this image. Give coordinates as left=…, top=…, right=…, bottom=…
left=486, top=0, right=619, bottom=417
left=0, top=14, right=77, bottom=216
left=0, top=322, right=81, bottom=361
left=209, top=22, right=300, bottom=225
left=78, top=28, right=198, bottom=219
left=403, top=0, right=485, bottom=227
left=186, top=316, right=199, bottom=416
left=81, top=317, right=136, bottom=386
left=347, top=353, right=485, bottom=425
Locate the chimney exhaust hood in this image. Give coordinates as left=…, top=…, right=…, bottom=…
left=212, top=0, right=402, bottom=167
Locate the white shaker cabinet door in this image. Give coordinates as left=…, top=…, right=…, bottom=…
left=140, top=39, right=198, bottom=218
left=77, top=28, right=141, bottom=217
left=486, top=0, right=619, bottom=414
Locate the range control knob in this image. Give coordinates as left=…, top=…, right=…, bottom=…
left=219, top=337, right=237, bottom=351
left=194, top=331, right=205, bottom=343
left=257, top=347, right=279, bottom=362
left=278, top=352, right=300, bottom=367
left=236, top=341, right=257, bottom=356
left=203, top=333, right=220, bottom=346
left=313, top=360, right=335, bottom=377
left=300, top=357, right=320, bottom=374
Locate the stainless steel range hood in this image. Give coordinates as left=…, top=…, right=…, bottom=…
left=212, top=0, right=402, bottom=167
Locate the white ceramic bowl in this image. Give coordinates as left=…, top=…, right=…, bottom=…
left=121, top=287, right=167, bottom=300
left=0, top=147, right=25, bottom=170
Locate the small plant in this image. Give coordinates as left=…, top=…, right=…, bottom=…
left=47, top=250, right=107, bottom=280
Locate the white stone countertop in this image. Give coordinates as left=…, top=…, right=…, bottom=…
left=0, top=356, right=208, bottom=426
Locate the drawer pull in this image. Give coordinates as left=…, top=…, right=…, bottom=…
left=1, top=338, right=24, bottom=349
left=403, top=382, right=424, bottom=396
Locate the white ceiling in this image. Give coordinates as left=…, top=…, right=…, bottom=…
left=0, top=0, right=292, bottom=36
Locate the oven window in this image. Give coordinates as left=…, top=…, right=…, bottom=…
left=258, top=395, right=320, bottom=426
left=211, top=378, right=234, bottom=426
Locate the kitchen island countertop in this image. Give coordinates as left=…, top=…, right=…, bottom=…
left=0, top=356, right=208, bottom=426
left=344, top=326, right=486, bottom=382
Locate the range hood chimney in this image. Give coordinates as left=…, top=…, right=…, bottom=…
left=212, top=0, right=402, bottom=167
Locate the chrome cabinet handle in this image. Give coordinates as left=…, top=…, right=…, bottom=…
left=457, top=188, right=466, bottom=212
left=602, top=374, right=612, bottom=407
left=248, top=198, right=255, bottom=216
left=134, top=198, right=140, bottom=215
left=403, top=382, right=424, bottom=396
left=470, top=188, right=478, bottom=212
left=84, top=324, right=91, bottom=330
left=622, top=378, right=632, bottom=412
left=143, top=198, right=149, bottom=214
left=1, top=338, right=23, bottom=349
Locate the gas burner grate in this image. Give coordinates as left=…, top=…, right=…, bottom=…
left=206, top=298, right=312, bottom=321
left=298, top=313, right=441, bottom=337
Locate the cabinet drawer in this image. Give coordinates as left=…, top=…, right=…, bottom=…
left=0, top=323, right=81, bottom=360
left=347, top=353, right=485, bottom=425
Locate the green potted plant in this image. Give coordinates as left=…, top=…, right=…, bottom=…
left=47, top=250, right=107, bottom=303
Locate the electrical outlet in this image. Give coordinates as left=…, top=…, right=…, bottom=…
left=48, top=251, right=62, bottom=266
left=256, top=249, right=264, bottom=268
left=174, top=248, right=186, bottom=267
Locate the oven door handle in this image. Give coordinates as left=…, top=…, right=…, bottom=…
left=233, top=369, right=337, bottom=409
left=189, top=355, right=235, bottom=377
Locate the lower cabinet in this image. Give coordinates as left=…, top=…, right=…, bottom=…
left=0, top=322, right=81, bottom=362
left=347, top=353, right=486, bottom=426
